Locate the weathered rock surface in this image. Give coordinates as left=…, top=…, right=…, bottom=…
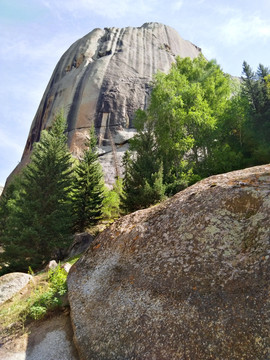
left=12, top=22, right=200, bottom=185
left=68, top=164, right=270, bottom=360
left=0, top=272, right=32, bottom=305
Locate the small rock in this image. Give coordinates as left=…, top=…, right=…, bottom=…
left=61, top=263, right=72, bottom=274
left=45, top=260, right=58, bottom=271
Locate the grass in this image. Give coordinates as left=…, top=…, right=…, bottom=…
left=0, top=254, right=81, bottom=340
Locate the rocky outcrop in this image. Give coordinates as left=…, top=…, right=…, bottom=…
left=0, top=272, right=32, bottom=305
left=15, top=23, right=200, bottom=185
left=68, top=164, right=270, bottom=360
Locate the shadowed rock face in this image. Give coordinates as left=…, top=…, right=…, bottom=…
left=68, top=164, right=270, bottom=360
left=20, top=22, right=201, bottom=185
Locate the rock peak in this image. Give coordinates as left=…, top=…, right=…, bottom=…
left=11, top=23, right=201, bottom=185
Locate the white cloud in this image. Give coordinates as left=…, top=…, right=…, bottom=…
left=221, top=15, right=270, bottom=46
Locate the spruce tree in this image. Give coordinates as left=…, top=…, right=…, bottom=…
left=72, top=126, right=104, bottom=232
left=241, top=61, right=270, bottom=164
left=0, top=111, right=73, bottom=273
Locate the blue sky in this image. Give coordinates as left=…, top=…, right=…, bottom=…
left=1, top=0, right=270, bottom=186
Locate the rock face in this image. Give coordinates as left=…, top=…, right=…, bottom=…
left=68, top=164, right=270, bottom=360
left=18, top=22, right=200, bottom=185
left=0, top=272, right=32, bottom=305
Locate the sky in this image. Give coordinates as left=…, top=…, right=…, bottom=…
left=0, top=0, right=270, bottom=186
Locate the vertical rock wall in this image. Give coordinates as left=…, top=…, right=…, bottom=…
left=21, top=23, right=201, bottom=185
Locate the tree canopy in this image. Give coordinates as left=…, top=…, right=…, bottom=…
left=72, top=126, right=104, bottom=232
left=122, top=55, right=270, bottom=211
left=0, top=112, right=74, bottom=273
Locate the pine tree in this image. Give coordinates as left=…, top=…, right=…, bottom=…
left=72, top=126, right=104, bottom=232
left=0, top=111, right=74, bottom=273
left=241, top=61, right=270, bottom=164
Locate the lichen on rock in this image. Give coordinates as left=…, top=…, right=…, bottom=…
left=68, top=164, right=270, bottom=360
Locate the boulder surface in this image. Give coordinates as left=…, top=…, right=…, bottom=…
left=68, top=164, right=270, bottom=360
left=11, top=22, right=200, bottom=185
left=0, top=272, right=32, bottom=305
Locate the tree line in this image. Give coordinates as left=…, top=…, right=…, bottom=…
left=1, top=55, right=269, bottom=273
left=121, top=55, right=270, bottom=212
left=0, top=112, right=109, bottom=274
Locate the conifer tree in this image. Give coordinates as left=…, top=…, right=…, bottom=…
left=241, top=61, right=270, bottom=164
left=0, top=111, right=73, bottom=273
left=72, top=127, right=104, bottom=232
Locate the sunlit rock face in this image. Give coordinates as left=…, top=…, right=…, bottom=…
left=21, top=22, right=201, bottom=185
left=68, top=164, right=270, bottom=359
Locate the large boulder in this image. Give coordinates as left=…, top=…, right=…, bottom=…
left=0, top=272, right=32, bottom=305
left=9, top=22, right=201, bottom=186
left=68, top=164, right=270, bottom=359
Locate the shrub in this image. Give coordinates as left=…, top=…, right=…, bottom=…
left=28, top=265, right=67, bottom=320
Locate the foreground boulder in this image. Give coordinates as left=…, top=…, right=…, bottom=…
left=68, top=164, right=270, bottom=360
left=0, top=273, right=32, bottom=305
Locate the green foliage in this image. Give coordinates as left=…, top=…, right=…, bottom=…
left=29, top=265, right=67, bottom=320
left=121, top=57, right=270, bottom=213
left=0, top=111, right=74, bottom=273
left=0, top=267, right=67, bottom=338
left=240, top=61, right=270, bottom=165
left=121, top=55, right=232, bottom=211
left=121, top=118, right=166, bottom=213
left=149, top=55, right=231, bottom=182
left=66, top=253, right=81, bottom=265
left=102, top=178, right=123, bottom=221
left=72, top=126, right=104, bottom=232
left=0, top=175, right=22, bottom=241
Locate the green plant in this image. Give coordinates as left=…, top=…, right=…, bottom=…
left=66, top=253, right=81, bottom=265
left=28, top=266, right=34, bottom=275
left=102, top=178, right=123, bottom=221
left=29, top=305, right=47, bottom=320
left=48, top=266, right=67, bottom=295
left=28, top=265, right=68, bottom=320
